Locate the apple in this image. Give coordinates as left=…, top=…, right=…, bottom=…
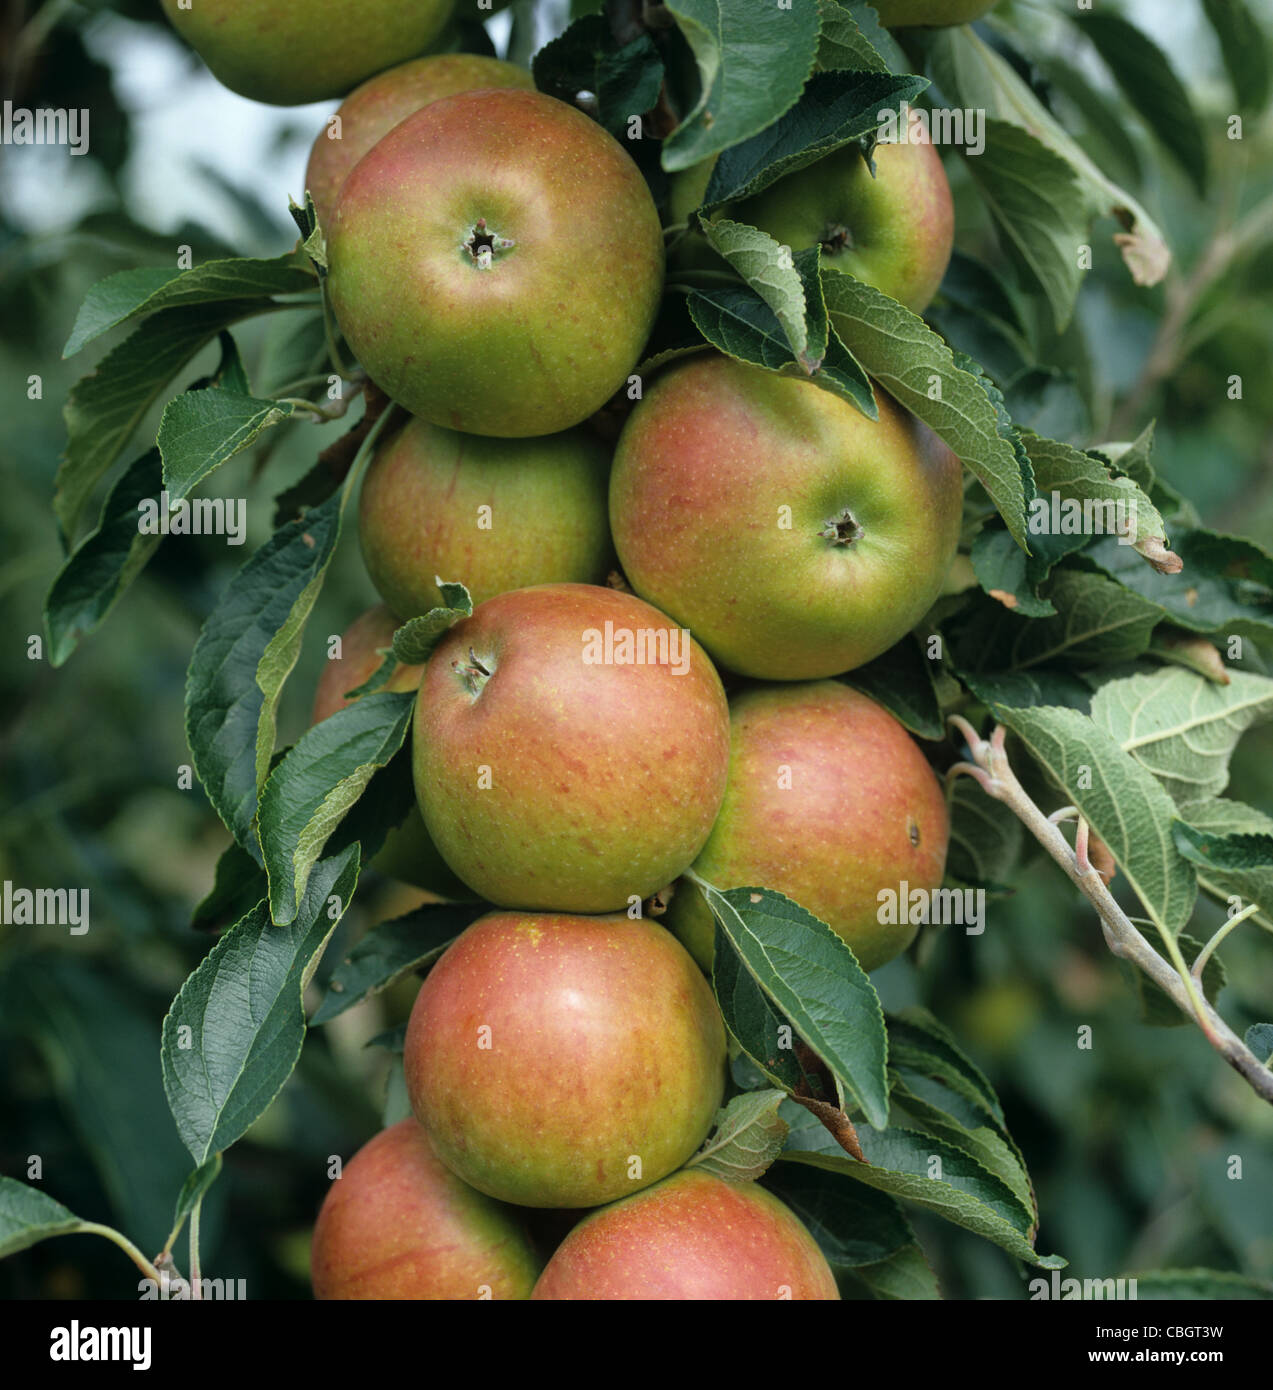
left=871, top=0, right=999, bottom=27
left=359, top=416, right=614, bottom=620
left=667, top=139, right=953, bottom=313
left=403, top=910, right=727, bottom=1208
left=311, top=603, right=422, bottom=724
left=731, top=140, right=953, bottom=314
left=311, top=604, right=467, bottom=898
left=667, top=138, right=956, bottom=312
left=327, top=88, right=664, bottom=437
left=310, top=1118, right=541, bottom=1299
left=530, top=1170, right=840, bottom=1299
left=666, top=681, right=950, bottom=974
left=305, top=54, right=534, bottom=227
left=160, top=0, right=456, bottom=107
left=412, top=583, right=731, bottom=912
left=609, top=354, right=963, bottom=681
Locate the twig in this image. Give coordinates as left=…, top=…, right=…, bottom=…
left=947, top=716, right=1273, bottom=1105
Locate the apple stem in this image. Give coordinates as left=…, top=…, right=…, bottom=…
left=819, top=223, right=855, bottom=255
left=945, top=714, right=1273, bottom=1105
left=462, top=218, right=515, bottom=269
left=451, top=648, right=493, bottom=697
left=819, top=509, right=864, bottom=545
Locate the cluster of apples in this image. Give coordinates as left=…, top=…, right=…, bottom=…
left=162, top=0, right=986, bottom=1301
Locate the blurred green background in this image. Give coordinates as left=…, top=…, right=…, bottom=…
left=2, top=0, right=1271, bottom=1298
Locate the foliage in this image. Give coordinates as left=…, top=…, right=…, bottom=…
left=3, top=0, right=1273, bottom=1300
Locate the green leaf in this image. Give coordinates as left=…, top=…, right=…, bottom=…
left=915, top=26, right=1169, bottom=291
left=63, top=249, right=315, bottom=358
left=887, top=1010, right=1007, bottom=1126
left=162, top=846, right=360, bottom=1164
left=969, top=526, right=1054, bottom=619
left=815, top=0, right=889, bottom=73
left=817, top=0, right=883, bottom=73
left=956, top=664, right=1094, bottom=715
left=957, top=120, right=1087, bottom=332
left=0, top=1179, right=83, bottom=1259
left=662, top=0, right=821, bottom=172
left=158, top=388, right=295, bottom=497
left=994, top=704, right=1198, bottom=941
left=12, top=957, right=196, bottom=1252
left=701, top=219, right=818, bottom=368
left=712, top=926, right=827, bottom=1097
left=949, top=570, right=1160, bottom=674
left=946, top=775, right=1023, bottom=892
left=532, top=16, right=665, bottom=140
left=1201, top=0, right=1270, bottom=112
left=1091, top=668, right=1273, bottom=805
left=702, top=69, right=928, bottom=208
left=1173, top=801, right=1273, bottom=928
left=888, top=1074, right=1034, bottom=1223
left=822, top=271, right=1031, bottom=546
left=323, top=745, right=421, bottom=866
left=46, top=340, right=290, bottom=664
left=256, top=308, right=328, bottom=396
left=311, top=901, right=485, bottom=1025
left=1035, top=53, right=1145, bottom=189
left=185, top=486, right=346, bottom=854
left=1084, top=529, right=1273, bottom=638
left=839, top=635, right=942, bottom=740
left=1023, top=432, right=1172, bottom=577
left=686, top=1089, right=789, bottom=1181
left=288, top=192, right=327, bottom=273
left=1131, top=930, right=1226, bottom=1027
left=686, top=283, right=875, bottom=413
left=597, top=33, right=665, bottom=139
left=390, top=583, right=475, bottom=667
left=171, top=1155, right=223, bottom=1233
left=1075, top=11, right=1209, bottom=195
left=884, top=1010, right=1035, bottom=1220
left=695, top=881, right=890, bottom=1128
left=258, top=691, right=414, bottom=924
left=779, top=1100, right=1061, bottom=1267
left=56, top=301, right=265, bottom=542
left=191, top=841, right=268, bottom=932
left=761, top=1162, right=916, bottom=1268
left=1093, top=422, right=1157, bottom=492
left=44, top=450, right=163, bottom=666
left=366, top=1024, right=408, bottom=1054
left=1244, top=1023, right=1273, bottom=1064
left=837, top=1242, right=941, bottom=1299
left=1129, top=1269, right=1273, bottom=1300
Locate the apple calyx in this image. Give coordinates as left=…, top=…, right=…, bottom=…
left=820, top=508, right=865, bottom=546
left=462, top=218, right=515, bottom=270
left=818, top=223, right=855, bottom=257
left=451, top=646, right=494, bottom=697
